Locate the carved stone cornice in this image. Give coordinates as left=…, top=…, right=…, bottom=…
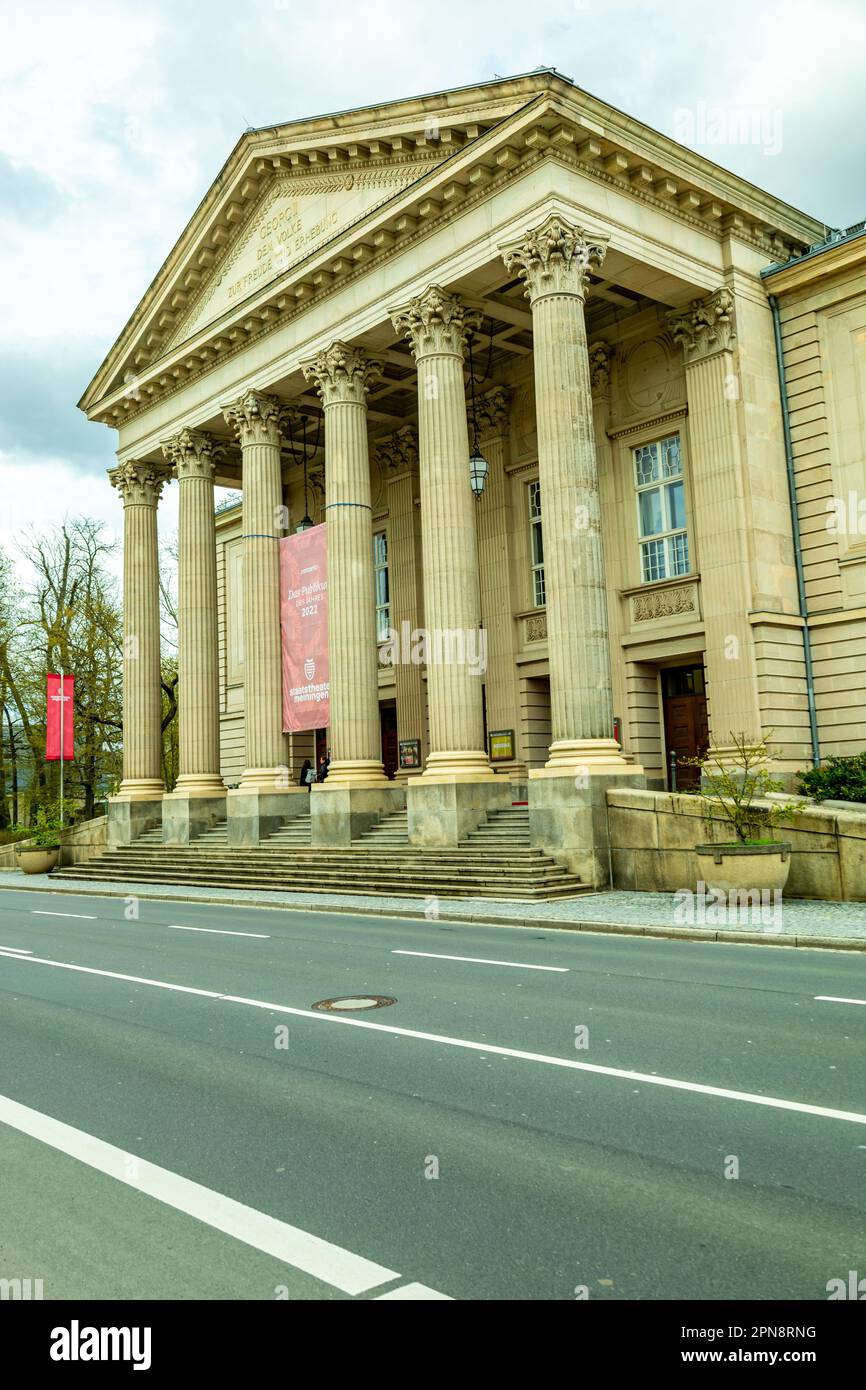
left=667, top=288, right=736, bottom=363
left=161, top=427, right=220, bottom=481
left=108, top=458, right=171, bottom=507
left=301, top=341, right=383, bottom=407
left=475, top=385, right=512, bottom=438
left=390, top=285, right=481, bottom=359
left=376, top=424, right=419, bottom=477
left=222, top=389, right=284, bottom=447
left=588, top=341, right=614, bottom=396
left=499, top=214, right=608, bottom=304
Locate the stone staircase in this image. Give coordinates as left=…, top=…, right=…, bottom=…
left=56, top=805, right=587, bottom=901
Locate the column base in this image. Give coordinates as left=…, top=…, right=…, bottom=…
left=536, top=737, right=634, bottom=777
left=528, top=766, right=646, bottom=888
left=421, top=750, right=496, bottom=783
left=322, top=759, right=392, bottom=789
left=226, top=786, right=309, bottom=847
left=162, top=789, right=227, bottom=846
left=116, top=778, right=165, bottom=802
left=407, top=777, right=511, bottom=848
left=107, top=795, right=163, bottom=848
left=310, top=783, right=406, bottom=847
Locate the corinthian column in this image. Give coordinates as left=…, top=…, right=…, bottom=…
left=302, top=342, right=389, bottom=787
left=108, top=458, right=170, bottom=816
left=222, top=390, right=287, bottom=791
left=391, top=285, right=493, bottom=782
left=500, top=214, right=626, bottom=774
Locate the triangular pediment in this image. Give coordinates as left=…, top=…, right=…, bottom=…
left=80, top=69, right=826, bottom=420
left=169, top=162, right=431, bottom=348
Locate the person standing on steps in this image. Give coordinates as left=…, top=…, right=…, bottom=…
left=299, top=759, right=314, bottom=791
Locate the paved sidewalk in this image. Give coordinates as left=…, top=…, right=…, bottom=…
left=1, top=869, right=866, bottom=950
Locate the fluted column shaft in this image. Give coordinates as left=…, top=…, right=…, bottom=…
left=223, top=391, right=287, bottom=789
left=501, top=215, right=625, bottom=771
left=379, top=427, right=427, bottom=775
left=474, top=387, right=523, bottom=773
left=391, top=286, right=493, bottom=780
left=162, top=429, right=224, bottom=791
left=109, top=460, right=170, bottom=797
left=302, top=343, right=388, bottom=786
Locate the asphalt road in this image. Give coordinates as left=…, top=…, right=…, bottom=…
left=0, top=885, right=864, bottom=1301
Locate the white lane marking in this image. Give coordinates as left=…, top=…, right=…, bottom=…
left=815, top=995, right=866, bottom=1007
left=0, top=1091, right=439, bottom=1298
left=167, top=925, right=270, bottom=940
left=4, top=949, right=866, bottom=1127
left=31, top=911, right=96, bottom=920
left=375, top=1283, right=453, bottom=1300
left=0, top=946, right=33, bottom=955
left=392, top=948, right=568, bottom=973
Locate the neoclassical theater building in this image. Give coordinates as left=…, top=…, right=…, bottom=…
left=79, top=70, right=866, bottom=885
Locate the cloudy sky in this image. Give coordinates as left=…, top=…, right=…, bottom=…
left=1, top=0, right=864, bottom=579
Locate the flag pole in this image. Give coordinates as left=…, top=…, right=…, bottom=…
left=59, top=666, right=64, bottom=827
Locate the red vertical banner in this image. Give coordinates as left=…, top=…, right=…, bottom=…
left=46, top=674, right=74, bottom=761
left=280, top=525, right=329, bottom=732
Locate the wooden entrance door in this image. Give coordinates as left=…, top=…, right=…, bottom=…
left=661, top=664, right=709, bottom=790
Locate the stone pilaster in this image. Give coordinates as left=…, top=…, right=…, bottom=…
left=474, top=386, right=524, bottom=779
left=159, top=428, right=226, bottom=843
left=500, top=214, right=628, bottom=776
left=302, top=342, right=388, bottom=787
left=390, top=285, right=493, bottom=783
left=377, top=426, right=427, bottom=779
left=222, top=391, right=287, bottom=790
left=667, top=288, right=763, bottom=761
left=108, top=458, right=170, bottom=843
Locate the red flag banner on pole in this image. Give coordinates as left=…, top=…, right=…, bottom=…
left=46, top=673, right=74, bottom=761
left=280, top=525, right=329, bottom=733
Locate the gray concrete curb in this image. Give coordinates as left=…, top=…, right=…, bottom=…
left=0, top=874, right=863, bottom=952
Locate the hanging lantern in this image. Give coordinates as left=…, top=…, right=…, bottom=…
left=469, top=445, right=489, bottom=498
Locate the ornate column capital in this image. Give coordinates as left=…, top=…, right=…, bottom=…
left=475, top=385, right=512, bottom=438
left=222, top=390, right=284, bottom=447
left=301, top=341, right=383, bottom=407
left=588, top=341, right=614, bottom=397
left=390, top=285, right=481, bottom=359
left=376, top=424, right=419, bottom=477
left=500, top=214, right=608, bottom=303
left=667, top=287, right=736, bottom=363
left=108, top=458, right=171, bottom=507
left=161, top=427, right=220, bottom=481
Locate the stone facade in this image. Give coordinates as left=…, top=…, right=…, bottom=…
left=79, top=71, right=863, bottom=883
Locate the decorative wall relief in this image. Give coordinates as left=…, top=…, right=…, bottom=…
left=630, top=581, right=699, bottom=624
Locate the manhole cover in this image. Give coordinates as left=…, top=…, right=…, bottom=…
left=311, top=994, right=396, bottom=1012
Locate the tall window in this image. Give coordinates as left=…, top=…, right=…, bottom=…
left=633, top=434, right=689, bottom=583
left=528, top=480, right=545, bottom=607
left=374, top=531, right=390, bottom=641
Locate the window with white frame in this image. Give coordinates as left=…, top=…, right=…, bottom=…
left=373, top=531, right=390, bottom=641
left=633, top=435, right=689, bottom=583
left=528, top=480, right=545, bottom=607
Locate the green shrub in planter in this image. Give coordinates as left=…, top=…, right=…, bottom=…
left=685, top=731, right=797, bottom=845
left=796, top=752, right=866, bottom=804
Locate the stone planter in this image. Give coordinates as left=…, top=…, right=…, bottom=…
left=16, top=846, right=60, bottom=875
left=695, top=842, right=792, bottom=895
